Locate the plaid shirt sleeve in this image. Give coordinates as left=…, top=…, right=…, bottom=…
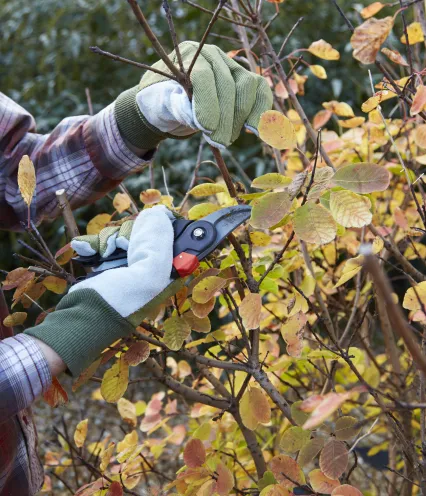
left=0, top=334, right=51, bottom=422
left=0, top=92, right=154, bottom=231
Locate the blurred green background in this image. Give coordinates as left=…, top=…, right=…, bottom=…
left=0, top=0, right=410, bottom=279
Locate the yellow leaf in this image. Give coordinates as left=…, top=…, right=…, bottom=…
left=351, top=17, right=394, bottom=64
left=323, top=101, right=354, bottom=117
left=330, top=190, right=372, bottom=228
left=87, top=214, right=112, bottom=235
left=192, top=276, right=227, bottom=304
left=293, top=203, right=337, bottom=245
left=42, top=276, right=67, bottom=294
left=188, top=203, right=221, bottom=221
left=72, top=358, right=101, bottom=392
left=400, top=22, right=425, bottom=44
left=338, top=117, right=365, bottom=128
left=251, top=173, right=292, bottom=190
left=140, top=189, right=161, bottom=205
left=100, top=442, right=116, bottom=472
left=113, top=193, right=131, bottom=213
left=403, top=281, right=426, bottom=311
left=249, top=231, right=272, bottom=246
left=3, top=312, right=27, bottom=327
left=334, top=259, right=362, bottom=288
left=117, top=398, right=137, bottom=427
left=308, top=39, right=340, bottom=60
left=258, top=110, right=297, bottom=150
left=362, top=95, right=381, bottom=113
left=239, top=293, right=262, bottom=330
left=415, top=124, right=426, bottom=148
left=18, top=155, right=36, bottom=206
left=361, top=1, right=387, bottom=19
left=381, top=47, right=409, bottom=66
left=74, top=419, right=88, bottom=448
left=162, top=316, right=191, bottom=350
left=189, top=183, right=227, bottom=197
left=281, top=311, right=307, bottom=358
left=309, top=65, right=327, bottom=79
left=240, top=386, right=271, bottom=430
left=101, top=355, right=129, bottom=403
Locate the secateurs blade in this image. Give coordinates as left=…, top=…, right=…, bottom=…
left=74, top=205, right=251, bottom=279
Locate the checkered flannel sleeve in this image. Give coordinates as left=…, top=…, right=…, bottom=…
left=0, top=92, right=154, bottom=231
left=0, top=334, right=51, bottom=422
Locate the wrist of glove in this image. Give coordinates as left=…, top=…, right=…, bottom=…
left=25, top=206, right=183, bottom=377
left=115, top=41, right=273, bottom=150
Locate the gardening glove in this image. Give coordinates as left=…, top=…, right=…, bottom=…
left=25, top=206, right=182, bottom=376
left=71, top=218, right=134, bottom=258
left=115, top=41, right=273, bottom=150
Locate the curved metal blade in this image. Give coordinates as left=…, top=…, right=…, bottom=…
left=196, top=204, right=251, bottom=261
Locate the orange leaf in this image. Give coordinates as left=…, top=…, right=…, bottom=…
left=313, top=109, right=332, bottom=130
left=183, top=439, right=206, bottom=468
left=43, top=377, right=68, bottom=408
left=331, top=484, right=363, bottom=496
left=216, top=462, right=234, bottom=495
left=320, top=439, right=349, bottom=480
left=350, top=17, right=394, bottom=64
left=240, top=386, right=271, bottom=430
left=2, top=268, right=34, bottom=291
left=270, top=455, right=305, bottom=489
left=411, top=85, right=426, bottom=116
left=140, top=189, right=162, bottom=205
left=381, top=47, right=408, bottom=67
left=55, top=243, right=75, bottom=265
left=309, top=469, right=341, bottom=494
left=360, top=1, right=387, bottom=19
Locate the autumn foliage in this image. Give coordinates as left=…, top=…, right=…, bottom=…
left=3, top=0, right=426, bottom=495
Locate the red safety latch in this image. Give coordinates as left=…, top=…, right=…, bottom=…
left=173, top=252, right=200, bottom=278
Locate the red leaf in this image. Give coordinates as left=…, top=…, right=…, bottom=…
left=123, top=341, right=150, bottom=366
left=106, top=482, right=123, bottom=496
left=184, top=438, right=206, bottom=468
left=320, top=439, right=349, bottom=480
left=43, top=377, right=68, bottom=408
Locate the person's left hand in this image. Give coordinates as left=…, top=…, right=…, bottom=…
left=115, top=41, right=273, bottom=150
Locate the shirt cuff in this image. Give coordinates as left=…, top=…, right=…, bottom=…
left=1, top=334, right=52, bottom=410
left=82, top=103, right=156, bottom=181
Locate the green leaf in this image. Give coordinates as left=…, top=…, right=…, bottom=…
left=162, top=316, right=191, bottom=351
left=280, top=426, right=311, bottom=453
left=251, top=173, right=292, bottom=190
left=335, top=416, right=361, bottom=440
left=187, top=203, right=221, bottom=220
left=331, top=163, right=390, bottom=193
left=293, top=203, right=337, bottom=245
left=189, top=183, right=227, bottom=197
left=258, top=471, right=278, bottom=491
left=250, top=191, right=292, bottom=229
left=298, top=437, right=325, bottom=466
left=291, top=400, right=310, bottom=427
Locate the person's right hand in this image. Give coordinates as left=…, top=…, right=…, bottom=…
left=115, top=41, right=273, bottom=150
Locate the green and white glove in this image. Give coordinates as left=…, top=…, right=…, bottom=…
left=25, top=206, right=182, bottom=376
left=115, top=41, right=273, bottom=150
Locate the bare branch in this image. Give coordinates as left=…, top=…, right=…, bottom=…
left=90, top=46, right=178, bottom=80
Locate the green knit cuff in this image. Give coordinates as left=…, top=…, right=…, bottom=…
left=115, top=86, right=168, bottom=150
left=25, top=289, right=135, bottom=377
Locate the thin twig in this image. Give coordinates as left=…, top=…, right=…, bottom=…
left=277, top=17, right=304, bottom=58
left=162, top=1, right=185, bottom=75
left=89, top=46, right=179, bottom=81
left=187, top=0, right=228, bottom=78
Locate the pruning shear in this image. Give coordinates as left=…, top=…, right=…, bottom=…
left=74, top=205, right=251, bottom=280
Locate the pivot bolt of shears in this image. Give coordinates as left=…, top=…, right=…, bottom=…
left=192, top=227, right=206, bottom=240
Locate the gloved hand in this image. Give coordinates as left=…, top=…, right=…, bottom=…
left=115, top=41, right=273, bottom=150
left=25, top=206, right=182, bottom=376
